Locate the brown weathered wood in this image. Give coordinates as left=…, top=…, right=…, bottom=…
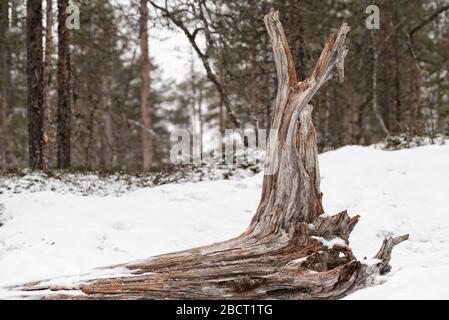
left=56, top=0, right=71, bottom=168
left=7, top=11, right=407, bottom=300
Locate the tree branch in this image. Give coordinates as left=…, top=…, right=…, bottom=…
left=409, top=4, right=449, bottom=37
left=149, top=0, right=241, bottom=128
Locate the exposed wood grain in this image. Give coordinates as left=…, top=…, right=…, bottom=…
left=6, top=11, right=407, bottom=300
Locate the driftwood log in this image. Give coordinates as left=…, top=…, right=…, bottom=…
left=9, top=11, right=407, bottom=300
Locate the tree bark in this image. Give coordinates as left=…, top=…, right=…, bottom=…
left=0, top=0, right=8, bottom=124
left=139, top=0, right=153, bottom=170
left=26, top=0, right=45, bottom=170
left=251, top=48, right=259, bottom=143
left=10, top=12, right=407, bottom=300
left=0, top=0, right=10, bottom=167
left=43, top=0, right=53, bottom=169
left=282, top=0, right=307, bottom=81
left=392, top=0, right=402, bottom=134
left=218, top=56, right=225, bottom=136
left=102, top=77, right=115, bottom=170
left=370, top=30, right=390, bottom=137
left=57, top=0, right=71, bottom=168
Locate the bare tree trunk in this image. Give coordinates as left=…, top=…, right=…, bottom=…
left=251, top=49, right=259, bottom=144
left=190, top=55, right=204, bottom=160
left=11, top=12, right=407, bottom=300
left=101, top=111, right=114, bottom=170
left=392, top=0, right=402, bottom=134
left=43, top=0, right=53, bottom=169
left=0, top=0, right=9, bottom=167
left=189, top=50, right=200, bottom=161
left=371, top=30, right=390, bottom=137
left=263, top=28, right=272, bottom=132
left=26, top=0, right=45, bottom=170
left=0, top=0, right=8, bottom=124
left=57, top=0, right=71, bottom=168
left=139, top=0, right=153, bottom=170
left=379, top=2, right=392, bottom=133
left=198, top=86, right=204, bottom=158
left=283, top=0, right=307, bottom=81
left=102, top=78, right=114, bottom=170
left=218, top=59, right=225, bottom=136
left=218, top=100, right=225, bottom=136
left=410, top=62, right=422, bottom=136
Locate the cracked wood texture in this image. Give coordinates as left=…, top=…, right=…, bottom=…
left=10, top=11, right=408, bottom=300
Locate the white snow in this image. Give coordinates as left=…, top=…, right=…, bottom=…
left=0, top=176, right=260, bottom=289
left=287, top=257, right=308, bottom=266
left=1, top=142, right=449, bottom=299
left=0, top=165, right=261, bottom=197
left=320, top=143, right=449, bottom=299
left=311, top=236, right=347, bottom=249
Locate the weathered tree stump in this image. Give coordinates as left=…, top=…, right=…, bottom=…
left=9, top=11, right=407, bottom=300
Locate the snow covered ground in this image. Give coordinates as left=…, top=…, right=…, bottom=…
left=0, top=143, right=448, bottom=299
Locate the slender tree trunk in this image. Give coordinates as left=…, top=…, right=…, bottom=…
left=0, top=0, right=9, bottom=167
left=43, top=0, right=53, bottom=169
left=218, top=60, right=225, bottom=136
left=247, top=0, right=259, bottom=143
left=251, top=49, right=259, bottom=144
left=57, top=0, right=71, bottom=168
left=0, top=0, right=8, bottom=124
left=12, top=12, right=407, bottom=300
left=392, top=0, right=401, bottom=134
left=379, top=1, right=391, bottom=133
left=283, top=0, right=307, bottom=81
left=101, top=110, right=114, bottom=170
left=102, top=77, right=114, bottom=170
left=198, top=86, right=204, bottom=158
left=411, top=63, right=422, bottom=136
left=26, top=0, right=45, bottom=170
left=139, top=0, right=153, bottom=170
left=189, top=51, right=199, bottom=161
left=371, top=30, right=390, bottom=137
left=218, top=101, right=224, bottom=136
left=263, top=29, right=272, bottom=132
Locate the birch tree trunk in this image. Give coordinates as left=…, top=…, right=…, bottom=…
left=12, top=11, right=407, bottom=300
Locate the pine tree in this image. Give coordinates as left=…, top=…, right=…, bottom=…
left=139, top=0, right=153, bottom=170
left=57, top=0, right=71, bottom=168
left=26, top=0, right=44, bottom=169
